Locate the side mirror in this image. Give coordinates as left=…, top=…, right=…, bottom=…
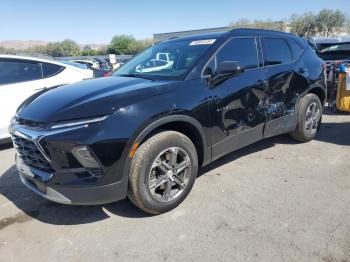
left=209, top=61, right=245, bottom=87
left=217, top=61, right=244, bottom=76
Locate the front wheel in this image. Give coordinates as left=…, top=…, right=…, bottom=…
left=290, top=93, right=323, bottom=142
left=127, top=131, right=198, bottom=214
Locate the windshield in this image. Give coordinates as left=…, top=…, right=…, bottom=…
left=114, top=39, right=215, bottom=79
left=321, top=43, right=350, bottom=52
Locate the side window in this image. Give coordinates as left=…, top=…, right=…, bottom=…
left=262, top=38, right=292, bottom=66
left=42, top=63, right=64, bottom=78
left=0, top=60, right=42, bottom=85
left=288, top=39, right=304, bottom=59
left=216, top=38, right=259, bottom=70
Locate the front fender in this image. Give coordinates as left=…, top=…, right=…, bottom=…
left=119, top=113, right=210, bottom=182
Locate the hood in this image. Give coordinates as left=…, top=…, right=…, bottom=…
left=17, top=76, right=178, bottom=122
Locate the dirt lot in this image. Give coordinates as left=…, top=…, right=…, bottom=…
left=0, top=110, right=349, bottom=262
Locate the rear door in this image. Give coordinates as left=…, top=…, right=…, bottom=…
left=205, top=37, right=269, bottom=160
left=261, top=37, right=299, bottom=138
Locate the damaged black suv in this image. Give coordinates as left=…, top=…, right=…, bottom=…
left=10, top=29, right=326, bottom=214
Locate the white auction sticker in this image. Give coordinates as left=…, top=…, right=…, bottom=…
left=189, top=39, right=216, bottom=46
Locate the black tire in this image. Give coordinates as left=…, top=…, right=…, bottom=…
left=290, top=93, right=323, bottom=142
left=127, top=131, right=198, bottom=214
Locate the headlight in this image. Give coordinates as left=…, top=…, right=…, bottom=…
left=50, top=116, right=108, bottom=130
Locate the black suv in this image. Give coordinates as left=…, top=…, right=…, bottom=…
left=10, top=29, right=326, bottom=214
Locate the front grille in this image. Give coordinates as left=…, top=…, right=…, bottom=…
left=12, top=135, right=54, bottom=173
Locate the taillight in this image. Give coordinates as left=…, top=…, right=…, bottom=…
left=103, top=72, right=110, bottom=77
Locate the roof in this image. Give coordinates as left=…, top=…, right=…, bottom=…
left=163, top=32, right=228, bottom=43
left=162, top=28, right=299, bottom=44
left=154, top=26, right=230, bottom=42
left=0, top=54, right=89, bottom=72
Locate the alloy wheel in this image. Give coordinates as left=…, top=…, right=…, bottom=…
left=148, top=147, right=191, bottom=202
left=305, top=102, right=321, bottom=135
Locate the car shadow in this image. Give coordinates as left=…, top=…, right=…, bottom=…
left=322, top=106, right=350, bottom=116
left=315, top=122, right=350, bottom=146
left=198, top=134, right=296, bottom=177
left=1, top=118, right=348, bottom=225
left=0, top=134, right=293, bottom=225
left=314, top=107, right=350, bottom=146
left=0, top=165, right=149, bottom=226
left=0, top=141, right=13, bottom=151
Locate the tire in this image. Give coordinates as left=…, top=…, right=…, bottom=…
left=290, top=93, right=323, bottom=142
left=127, top=131, right=198, bottom=214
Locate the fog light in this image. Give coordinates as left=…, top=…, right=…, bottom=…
left=71, top=146, right=100, bottom=169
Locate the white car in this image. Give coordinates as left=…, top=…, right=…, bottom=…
left=0, top=55, right=93, bottom=141
left=135, top=52, right=174, bottom=73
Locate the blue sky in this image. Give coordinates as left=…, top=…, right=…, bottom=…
left=1, top=0, right=349, bottom=43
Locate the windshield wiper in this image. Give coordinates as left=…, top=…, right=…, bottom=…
left=117, top=73, right=154, bottom=80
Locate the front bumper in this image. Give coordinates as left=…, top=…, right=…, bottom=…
left=9, top=117, right=131, bottom=205
left=16, top=155, right=128, bottom=205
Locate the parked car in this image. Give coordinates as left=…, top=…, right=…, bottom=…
left=68, top=59, right=111, bottom=78
left=0, top=55, right=93, bottom=141
left=60, top=60, right=90, bottom=69
left=135, top=52, right=174, bottom=73
left=94, top=57, right=112, bottom=70
left=69, top=59, right=101, bottom=69
left=318, top=42, right=350, bottom=63
left=69, top=59, right=111, bottom=78
left=9, top=29, right=326, bottom=214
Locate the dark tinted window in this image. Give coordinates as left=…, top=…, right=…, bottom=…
left=0, top=60, right=42, bottom=85
left=289, top=39, right=304, bottom=59
left=42, top=63, right=64, bottom=78
left=216, top=38, right=259, bottom=69
left=262, top=38, right=292, bottom=66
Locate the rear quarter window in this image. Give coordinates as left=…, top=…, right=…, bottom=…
left=42, top=63, right=64, bottom=78
left=262, top=38, right=293, bottom=66
left=288, top=39, right=304, bottom=59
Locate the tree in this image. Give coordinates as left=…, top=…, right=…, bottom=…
left=289, top=12, right=318, bottom=36
left=229, top=19, right=285, bottom=31
left=37, top=39, right=80, bottom=57
left=127, top=38, right=154, bottom=54
left=316, top=9, right=347, bottom=36
left=290, top=9, right=348, bottom=37
left=81, top=48, right=97, bottom=56
left=96, top=46, right=108, bottom=55
left=107, top=35, right=136, bottom=55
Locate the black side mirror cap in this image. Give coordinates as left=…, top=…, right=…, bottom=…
left=217, top=61, right=244, bottom=76
left=208, top=61, right=245, bottom=87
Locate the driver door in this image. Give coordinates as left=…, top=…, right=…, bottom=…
left=204, top=37, right=269, bottom=160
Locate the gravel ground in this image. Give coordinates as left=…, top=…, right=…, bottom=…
left=0, top=110, right=349, bottom=262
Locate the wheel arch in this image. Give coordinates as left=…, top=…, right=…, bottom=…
left=121, top=114, right=211, bottom=181
left=308, top=86, right=326, bottom=105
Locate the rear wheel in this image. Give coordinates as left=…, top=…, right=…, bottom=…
left=290, top=94, right=322, bottom=142
left=128, top=131, right=198, bottom=214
